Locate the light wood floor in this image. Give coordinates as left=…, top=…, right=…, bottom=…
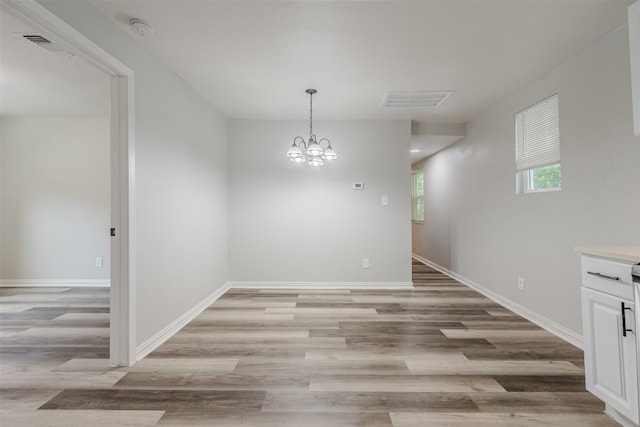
left=0, top=259, right=617, bottom=426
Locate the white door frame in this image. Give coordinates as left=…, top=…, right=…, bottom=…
left=629, top=1, right=640, bottom=136
left=1, top=0, right=136, bottom=365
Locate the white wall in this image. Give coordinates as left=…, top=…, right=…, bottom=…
left=229, top=120, right=412, bottom=285
left=39, top=1, right=229, bottom=346
left=0, top=117, right=110, bottom=282
left=413, top=26, right=640, bottom=337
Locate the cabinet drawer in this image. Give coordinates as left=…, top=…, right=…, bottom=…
left=581, top=256, right=634, bottom=300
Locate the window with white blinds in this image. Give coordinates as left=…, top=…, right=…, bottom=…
left=515, top=94, right=559, bottom=172
left=515, top=94, right=561, bottom=193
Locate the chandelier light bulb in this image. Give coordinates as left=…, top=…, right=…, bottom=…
left=320, top=140, right=338, bottom=160
left=286, top=142, right=303, bottom=159
left=306, top=138, right=324, bottom=157
left=308, top=156, right=325, bottom=167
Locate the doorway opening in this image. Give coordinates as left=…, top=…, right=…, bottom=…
left=1, top=0, right=135, bottom=366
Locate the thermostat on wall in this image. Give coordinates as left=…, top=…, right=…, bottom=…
left=353, top=182, right=364, bottom=190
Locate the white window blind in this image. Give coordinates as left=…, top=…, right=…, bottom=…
left=515, top=94, right=559, bottom=172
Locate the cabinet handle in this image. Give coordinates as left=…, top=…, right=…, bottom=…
left=621, top=302, right=633, bottom=337
left=587, top=271, right=620, bottom=281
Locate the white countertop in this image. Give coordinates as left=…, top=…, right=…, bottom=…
left=575, top=246, right=640, bottom=264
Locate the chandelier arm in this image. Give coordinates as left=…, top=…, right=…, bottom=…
left=318, top=137, right=331, bottom=148
left=293, top=136, right=307, bottom=148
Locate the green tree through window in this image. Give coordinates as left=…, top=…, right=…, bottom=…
left=531, top=164, right=561, bottom=190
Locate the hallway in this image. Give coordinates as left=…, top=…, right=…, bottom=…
left=0, top=260, right=614, bottom=426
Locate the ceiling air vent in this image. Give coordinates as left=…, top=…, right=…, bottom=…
left=382, top=90, right=455, bottom=108
left=21, top=34, right=75, bottom=58
left=23, top=34, right=52, bottom=45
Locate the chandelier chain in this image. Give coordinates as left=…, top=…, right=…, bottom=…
left=309, top=91, right=313, bottom=139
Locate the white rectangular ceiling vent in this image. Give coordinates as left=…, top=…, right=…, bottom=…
left=382, top=90, right=455, bottom=108
left=21, top=34, right=75, bottom=58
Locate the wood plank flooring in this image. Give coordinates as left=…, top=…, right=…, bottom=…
left=0, top=259, right=616, bottom=426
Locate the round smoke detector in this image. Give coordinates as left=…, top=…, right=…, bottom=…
left=130, top=18, right=155, bottom=37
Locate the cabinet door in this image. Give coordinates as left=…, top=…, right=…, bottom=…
left=582, top=287, right=639, bottom=423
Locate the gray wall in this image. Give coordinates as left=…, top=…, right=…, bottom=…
left=40, top=1, right=229, bottom=346
left=412, top=26, right=640, bottom=336
left=229, top=120, right=412, bottom=285
left=0, top=117, right=110, bottom=283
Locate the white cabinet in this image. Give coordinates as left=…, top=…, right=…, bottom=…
left=582, top=288, right=638, bottom=423
left=580, top=254, right=640, bottom=426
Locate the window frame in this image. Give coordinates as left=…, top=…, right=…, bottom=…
left=411, top=169, right=424, bottom=222
left=519, top=163, right=562, bottom=194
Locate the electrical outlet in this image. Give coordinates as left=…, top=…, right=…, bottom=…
left=96, top=257, right=103, bottom=268
left=362, top=258, right=370, bottom=269
left=517, top=277, right=525, bottom=291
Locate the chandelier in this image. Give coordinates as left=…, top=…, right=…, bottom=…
left=285, top=88, right=338, bottom=166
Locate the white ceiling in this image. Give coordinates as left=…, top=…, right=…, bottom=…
left=0, top=10, right=109, bottom=117
left=0, top=1, right=631, bottom=160
left=93, top=0, right=631, bottom=124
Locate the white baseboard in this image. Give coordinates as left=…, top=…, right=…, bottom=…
left=412, top=253, right=584, bottom=349
left=229, top=281, right=414, bottom=290
left=0, top=279, right=110, bottom=288
left=135, top=281, right=231, bottom=361
left=604, top=404, right=639, bottom=427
